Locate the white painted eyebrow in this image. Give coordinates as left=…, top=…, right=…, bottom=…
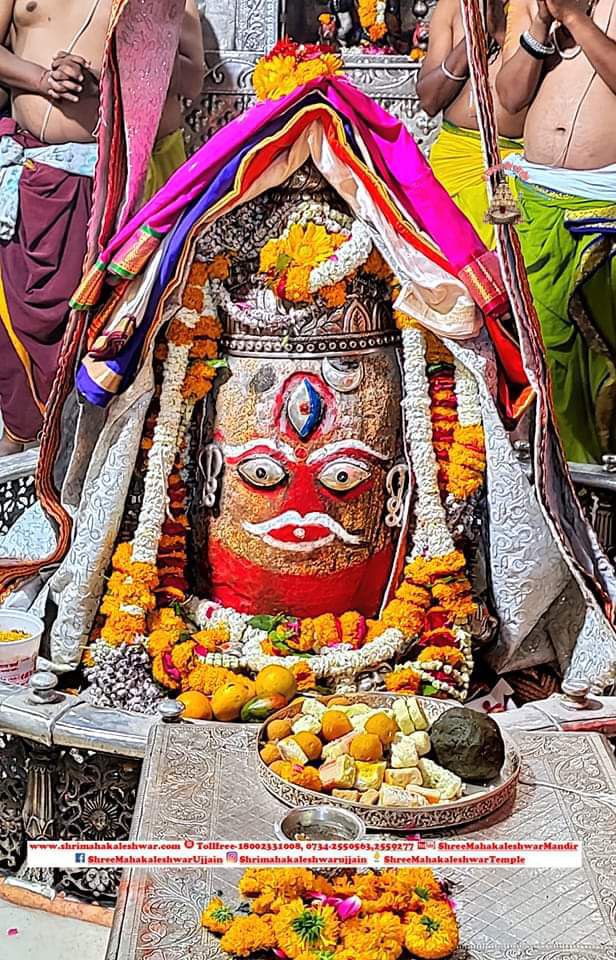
left=306, top=440, right=391, bottom=464
left=222, top=438, right=297, bottom=461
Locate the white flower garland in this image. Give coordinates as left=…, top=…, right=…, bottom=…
left=401, top=327, right=455, bottom=560
left=308, top=220, right=373, bottom=294
left=399, top=628, right=474, bottom=702
left=132, top=306, right=200, bottom=564
left=192, top=599, right=410, bottom=683
left=454, top=357, right=482, bottom=428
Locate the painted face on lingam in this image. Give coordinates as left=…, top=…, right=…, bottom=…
left=198, top=164, right=406, bottom=619
left=208, top=346, right=402, bottom=618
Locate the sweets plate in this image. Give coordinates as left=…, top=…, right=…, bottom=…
left=257, top=693, right=520, bottom=831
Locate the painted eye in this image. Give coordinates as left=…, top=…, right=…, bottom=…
left=318, top=459, right=371, bottom=493
left=237, top=456, right=287, bottom=489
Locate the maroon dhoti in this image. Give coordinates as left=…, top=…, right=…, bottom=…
left=0, top=121, right=93, bottom=443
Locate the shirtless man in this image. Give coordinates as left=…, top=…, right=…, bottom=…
left=0, top=0, right=202, bottom=456
left=417, top=0, right=528, bottom=247
left=496, top=0, right=616, bottom=463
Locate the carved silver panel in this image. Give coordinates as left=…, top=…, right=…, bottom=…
left=54, top=749, right=141, bottom=902
left=107, top=726, right=616, bottom=960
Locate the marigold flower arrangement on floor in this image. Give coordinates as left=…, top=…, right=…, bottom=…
left=201, top=867, right=460, bottom=960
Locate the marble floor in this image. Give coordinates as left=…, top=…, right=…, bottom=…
left=0, top=902, right=110, bottom=960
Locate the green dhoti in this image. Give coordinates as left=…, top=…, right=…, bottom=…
left=516, top=180, right=616, bottom=464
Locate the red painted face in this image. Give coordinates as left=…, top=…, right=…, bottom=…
left=205, top=354, right=402, bottom=618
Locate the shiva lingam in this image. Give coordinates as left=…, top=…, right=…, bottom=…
left=89, top=162, right=485, bottom=706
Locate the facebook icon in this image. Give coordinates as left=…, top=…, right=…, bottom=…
left=74, top=852, right=86, bottom=864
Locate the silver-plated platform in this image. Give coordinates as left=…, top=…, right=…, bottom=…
left=106, top=724, right=616, bottom=959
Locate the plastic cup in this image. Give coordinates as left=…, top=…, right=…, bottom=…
left=0, top=609, right=44, bottom=685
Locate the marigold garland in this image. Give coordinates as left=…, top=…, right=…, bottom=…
left=202, top=868, right=459, bottom=960
left=252, top=41, right=343, bottom=103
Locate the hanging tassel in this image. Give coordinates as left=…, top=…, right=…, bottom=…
left=485, top=181, right=523, bottom=225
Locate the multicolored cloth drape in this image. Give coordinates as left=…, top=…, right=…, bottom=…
left=72, top=76, right=531, bottom=423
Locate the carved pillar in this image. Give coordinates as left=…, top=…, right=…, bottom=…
left=6, top=744, right=57, bottom=896
left=0, top=733, right=28, bottom=870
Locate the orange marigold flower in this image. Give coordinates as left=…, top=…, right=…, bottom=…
left=384, top=667, right=421, bottom=693
left=111, top=541, right=133, bottom=573
left=182, top=284, right=204, bottom=313
left=320, top=281, right=347, bottom=308
left=194, top=314, right=223, bottom=339
left=100, top=610, right=145, bottom=645
left=313, top=612, right=340, bottom=649
left=149, top=607, right=185, bottom=633
left=167, top=317, right=194, bottom=345
left=189, top=337, right=217, bottom=360
left=206, top=254, right=231, bottom=281
left=381, top=599, right=423, bottom=636
left=187, top=261, right=209, bottom=286
left=291, top=660, right=316, bottom=691
left=394, top=582, right=431, bottom=608
left=369, top=21, right=388, bottom=41
left=182, top=360, right=217, bottom=401
left=284, top=264, right=312, bottom=303
left=417, top=645, right=464, bottom=667
left=404, top=900, right=459, bottom=959
left=170, top=640, right=195, bottom=672
left=220, top=915, right=276, bottom=957
left=147, top=628, right=176, bottom=657
left=192, top=625, right=229, bottom=650
left=201, top=896, right=234, bottom=934
left=186, top=663, right=239, bottom=695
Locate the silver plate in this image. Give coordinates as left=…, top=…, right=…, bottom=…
left=257, top=693, right=520, bottom=831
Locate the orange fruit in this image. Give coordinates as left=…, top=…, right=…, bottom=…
left=211, top=682, right=254, bottom=722
left=266, top=718, right=293, bottom=742
left=294, top=731, right=322, bottom=761
left=349, top=733, right=383, bottom=762
left=365, top=712, right=398, bottom=747
left=177, top=691, right=212, bottom=720
left=260, top=743, right=281, bottom=766
left=255, top=665, right=297, bottom=703
left=321, top=710, right=353, bottom=742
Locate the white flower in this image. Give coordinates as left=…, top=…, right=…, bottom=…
left=454, top=357, right=482, bottom=427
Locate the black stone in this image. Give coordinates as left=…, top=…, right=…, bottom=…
left=430, top=707, right=505, bottom=783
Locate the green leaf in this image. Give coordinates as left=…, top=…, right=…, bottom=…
left=422, top=683, right=438, bottom=696
left=207, top=358, right=228, bottom=369
left=276, top=253, right=291, bottom=270
left=249, top=614, right=280, bottom=632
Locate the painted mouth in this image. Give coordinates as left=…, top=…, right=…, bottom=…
left=243, top=510, right=362, bottom=552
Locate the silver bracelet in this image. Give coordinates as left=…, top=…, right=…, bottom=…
left=440, top=60, right=468, bottom=82
left=521, top=29, right=555, bottom=55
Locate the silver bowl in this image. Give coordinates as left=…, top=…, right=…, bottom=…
left=259, top=693, right=520, bottom=832
left=275, top=804, right=366, bottom=842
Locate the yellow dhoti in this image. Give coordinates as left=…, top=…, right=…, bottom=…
left=429, top=120, right=522, bottom=249
left=143, top=129, right=187, bottom=203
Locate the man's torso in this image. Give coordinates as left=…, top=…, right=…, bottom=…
left=515, top=0, right=616, bottom=168
left=10, top=0, right=111, bottom=144
left=445, top=9, right=527, bottom=139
